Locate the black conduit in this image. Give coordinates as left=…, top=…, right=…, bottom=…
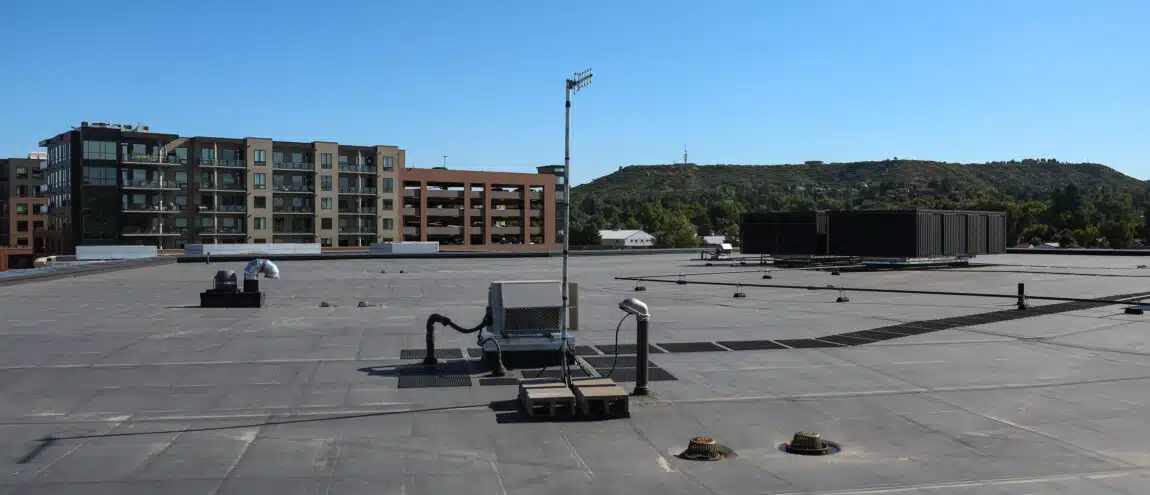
left=614, top=276, right=1150, bottom=305
left=424, top=307, right=505, bottom=376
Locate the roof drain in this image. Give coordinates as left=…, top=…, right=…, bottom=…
left=677, top=437, right=734, bottom=461
left=780, top=432, right=840, bottom=456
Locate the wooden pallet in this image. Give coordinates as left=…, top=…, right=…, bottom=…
left=570, top=377, right=630, bottom=417
left=518, top=378, right=576, bottom=418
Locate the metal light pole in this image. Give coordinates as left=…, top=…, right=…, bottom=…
left=561, top=69, right=592, bottom=384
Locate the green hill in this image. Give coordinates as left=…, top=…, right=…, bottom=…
left=566, top=159, right=1149, bottom=249
left=574, top=159, right=1144, bottom=203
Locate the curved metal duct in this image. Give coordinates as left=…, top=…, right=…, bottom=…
left=244, top=259, right=280, bottom=279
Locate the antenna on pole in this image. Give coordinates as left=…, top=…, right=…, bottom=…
left=684, top=145, right=689, bottom=165
left=560, top=68, right=593, bottom=385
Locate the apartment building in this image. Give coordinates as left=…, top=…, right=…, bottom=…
left=0, top=154, right=50, bottom=254
left=38, top=122, right=560, bottom=253
left=401, top=168, right=558, bottom=248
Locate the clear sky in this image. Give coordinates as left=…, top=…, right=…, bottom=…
left=1, top=0, right=1146, bottom=184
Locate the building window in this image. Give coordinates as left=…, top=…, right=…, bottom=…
left=382, top=218, right=393, bottom=230
left=382, top=178, right=393, bottom=193
left=253, top=173, right=266, bottom=189
left=321, top=153, right=332, bottom=169
left=381, top=199, right=393, bottom=210
left=16, top=221, right=28, bottom=232
left=32, top=221, right=44, bottom=231
left=321, top=175, right=332, bottom=191
left=255, top=217, right=266, bottom=229
left=321, top=198, right=332, bottom=210
left=82, top=166, right=117, bottom=186
left=15, top=167, right=28, bottom=180
left=16, top=238, right=28, bottom=247
left=321, top=218, right=333, bottom=230
left=273, top=151, right=284, bottom=164
left=200, top=148, right=214, bottom=165
left=82, top=141, right=117, bottom=160
left=254, top=149, right=267, bottom=165
left=254, top=196, right=266, bottom=209
left=254, top=238, right=266, bottom=244
left=382, top=156, right=393, bottom=171
left=321, top=237, right=332, bottom=247
left=15, top=204, right=28, bottom=215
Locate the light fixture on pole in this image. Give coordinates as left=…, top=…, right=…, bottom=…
left=560, top=68, right=592, bottom=384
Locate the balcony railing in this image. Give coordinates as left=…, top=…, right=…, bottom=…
left=200, top=181, right=247, bottom=191
left=339, top=207, right=378, bottom=214
left=122, top=226, right=187, bottom=235
left=273, top=161, right=315, bottom=170
left=123, top=179, right=183, bottom=189
left=339, top=186, right=379, bottom=194
left=338, top=164, right=378, bottom=173
left=273, top=205, right=315, bottom=214
left=122, top=204, right=187, bottom=213
left=273, top=228, right=315, bottom=234
left=204, top=159, right=247, bottom=169
left=201, top=226, right=246, bottom=234
left=274, top=184, right=315, bottom=193
left=339, top=227, right=378, bottom=234
left=198, top=204, right=247, bottom=213
left=123, top=154, right=186, bottom=165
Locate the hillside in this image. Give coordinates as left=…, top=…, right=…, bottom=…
left=574, top=159, right=1144, bottom=202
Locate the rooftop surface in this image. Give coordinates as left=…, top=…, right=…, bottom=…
left=2, top=253, right=1150, bottom=494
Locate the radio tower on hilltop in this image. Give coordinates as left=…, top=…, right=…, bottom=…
left=683, top=145, right=689, bottom=165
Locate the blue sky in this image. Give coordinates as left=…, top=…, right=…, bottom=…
left=1, top=0, right=1146, bottom=184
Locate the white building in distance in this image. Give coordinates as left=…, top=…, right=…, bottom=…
left=598, top=229, right=655, bottom=248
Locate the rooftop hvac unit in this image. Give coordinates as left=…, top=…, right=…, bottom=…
left=489, top=280, right=562, bottom=338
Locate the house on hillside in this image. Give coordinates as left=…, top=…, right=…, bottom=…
left=598, top=229, right=655, bottom=248
left=700, top=235, right=726, bottom=246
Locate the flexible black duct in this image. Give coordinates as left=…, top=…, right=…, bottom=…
left=423, top=307, right=505, bottom=376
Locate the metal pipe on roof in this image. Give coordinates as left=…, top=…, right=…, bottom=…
left=244, top=259, right=280, bottom=279
left=613, top=276, right=1150, bottom=305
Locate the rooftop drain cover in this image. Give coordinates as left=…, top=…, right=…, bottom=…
left=780, top=432, right=840, bottom=456
left=678, top=437, right=728, bottom=461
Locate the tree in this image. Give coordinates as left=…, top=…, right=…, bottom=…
left=655, top=212, right=699, bottom=248
left=717, top=223, right=740, bottom=247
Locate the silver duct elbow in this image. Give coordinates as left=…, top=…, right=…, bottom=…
left=244, top=259, right=280, bottom=279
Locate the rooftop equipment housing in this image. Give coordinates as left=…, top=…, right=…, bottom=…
left=481, top=280, right=574, bottom=368
left=740, top=209, right=1007, bottom=258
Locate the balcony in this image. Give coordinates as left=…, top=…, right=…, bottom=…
left=199, top=181, right=247, bottom=191
left=272, top=205, right=315, bottom=214
left=122, top=204, right=187, bottom=213
left=490, top=208, right=523, bottom=218
left=427, top=207, right=462, bottom=218
left=201, top=159, right=246, bottom=169
left=122, top=226, right=186, bottom=236
left=273, top=161, right=315, bottom=171
left=339, top=227, right=378, bottom=234
left=123, top=154, right=186, bottom=166
left=274, top=184, right=315, bottom=194
left=273, top=229, right=315, bottom=235
left=201, top=226, right=246, bottom=235
left=123, top=179, right=183, bottom=190
left=339, top=207, right=378, bottom=215
left=338, top=164, right=377, bottom=174
left=198, top=205, right=247, bottom=214
left=427, top=190, right=463, bottom=199
left=339, top=186, right=378, bottom=195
